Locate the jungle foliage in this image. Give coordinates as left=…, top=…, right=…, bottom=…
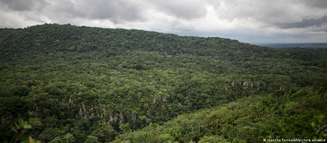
left=0, top=24, right=326, bottom=143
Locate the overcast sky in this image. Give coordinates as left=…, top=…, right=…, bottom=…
left=0, top=0, right=326, bottom=43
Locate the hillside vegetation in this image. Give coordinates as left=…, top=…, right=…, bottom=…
left=114, top=88, right=326, bottom=143
left=0, top=24, right=326, bottom=143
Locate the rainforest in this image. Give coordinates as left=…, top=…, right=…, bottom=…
left=0, top=24, right=326, bottom=143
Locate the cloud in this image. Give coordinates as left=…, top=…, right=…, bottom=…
left=302, top=0, right=327, bottom=9
left=44, top=0, right=146, bottom=23
left=0, top=9, right=40, bottom=28
left=0, top=0, right=47, bottom=11
left=212, top=0, right=326, bottom=28
left=145, top=0, right=208, bottom=19
left=278, top=16, right=327, bottom=29
left=0, top=0, right=326, bottom=43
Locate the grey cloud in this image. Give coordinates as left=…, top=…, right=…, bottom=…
left=45, top=0, right=208, bottom=23
left=278, top=16, right=327, bottom=29
left=0, top=9, right=41, bottom=28
left=213, top=0, right=326, bottom=31
left=0, top=0, right=146, bottom=23
left=0, top=0, right=47, bottom=11
left=44, top=0, right=145, bottom=23
left=76, top=0, right=145, bottom=22
left=146, top=0, right=207, bottom=19
left=0, top=0, right=325, bottom=43
left=302, top=0, right=327, bottom=9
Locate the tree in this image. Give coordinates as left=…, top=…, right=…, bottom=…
left=91, top=123, right=117, bottom=142
left=49, top=133, right=75, bottom=143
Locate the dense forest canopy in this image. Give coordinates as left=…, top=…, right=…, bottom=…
left=0, top=24, right=326, bottom=143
